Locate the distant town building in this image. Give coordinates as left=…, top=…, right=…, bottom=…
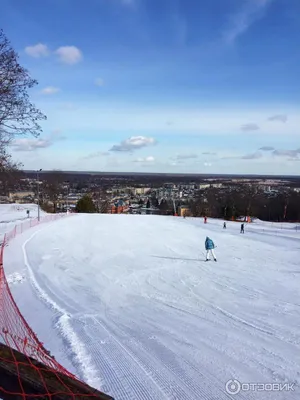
left=198, top=184, right=211, bottom=190
left=110, top=199, right=129, bottom=214
left=8, top=191, right=35, bottom=203
left=178, top=206, right=191, bottom=217
left=134, top=188, right=151, bottom=195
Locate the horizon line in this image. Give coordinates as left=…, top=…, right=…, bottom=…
left=22, top=170, right=300, bottom=179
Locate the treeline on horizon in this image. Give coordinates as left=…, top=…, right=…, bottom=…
left=23, top=170, right=300, bottom=182
left=147, top=185, right=299, bottom=222
left=188, top=185, right=300, bottom=222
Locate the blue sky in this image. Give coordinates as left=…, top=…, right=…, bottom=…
left=1, top=0, right=300, bottom=174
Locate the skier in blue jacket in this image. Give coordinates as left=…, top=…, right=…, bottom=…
left=205, top=237, right=217, bottom=262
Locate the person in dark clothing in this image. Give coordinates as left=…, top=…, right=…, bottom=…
left=223, top=222, right=226, bottom=229
left=240, top=223, right=245, bottom=233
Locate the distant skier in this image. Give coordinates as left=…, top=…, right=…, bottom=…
left=204, top=216, right=207, bottom=224
left=240, top=223, right=245, bottom=234
left=205, top=236, right=217, bottom=262
left=223, top=222, right=226, bottom=229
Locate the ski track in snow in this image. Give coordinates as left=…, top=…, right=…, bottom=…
left=3, top=214, right=300, bottom=399
left=21, top=229, right=103, bottom=390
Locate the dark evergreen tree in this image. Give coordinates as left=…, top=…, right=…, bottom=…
left=75, top=195, right=97, bottom=213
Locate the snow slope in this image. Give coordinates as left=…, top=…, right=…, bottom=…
left=0, top=203, right=46, bottom=240
left=3, top=215, right=300, bottom=399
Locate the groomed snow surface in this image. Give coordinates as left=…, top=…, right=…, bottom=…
left=0, top=203, right=46, bottom=241
left=2, top=208, right=300, bottom=400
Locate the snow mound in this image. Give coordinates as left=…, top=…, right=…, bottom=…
left=7, top=271, right=26, bottom=285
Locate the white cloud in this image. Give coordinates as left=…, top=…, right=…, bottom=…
left=11, top=130, right=65, bottom=152
left=83, top=151, right=110, bottom=160
left=41, top=86, right=60, bottom=95
left=174, top=153, right=198, bottom=160
left=55, top=46, right=82, bottom=65
left=224, top=147, right=300, bottom=161
left=268, top=114, right=288, bottom=123
left=11, top=138, right=52, bottom=152
left=24, top=43, right=83, bottom=65
left=24, top=43, right=49, bottom=58
left=223, top=0, right=273, bottom=44
left=259, top=146, right=275, bottom=151
left=133, top=156, right=155, bottom=163
left=146, top=156, right=155, bottom=162
left=272, top=148, right=300, bottom=159
left=241, top=123, right=260, bottom=132
left=241, top=151, right=263, bottom=160
left=110, top=136, right=156, bottom=152
left=95, top=78, right=104, bottom=86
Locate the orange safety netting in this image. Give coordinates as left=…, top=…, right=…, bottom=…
left=0, top=214, right=113, bottom=400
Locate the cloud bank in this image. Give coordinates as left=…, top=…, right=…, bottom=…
left=110, top=136, right=156, bottom=152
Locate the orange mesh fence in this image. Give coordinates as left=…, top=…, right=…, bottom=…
left=0, top=214, right=113, bottom=399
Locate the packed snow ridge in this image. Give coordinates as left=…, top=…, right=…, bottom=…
left=2, top=209, right=300, bottom=400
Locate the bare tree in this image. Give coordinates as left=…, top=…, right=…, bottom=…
left=43, top=171, right=65, bottom=213
left=0, top=166, right=23, bottom=196
left=190, top=197, right=204, bottom=217
left=94, top=188, right=109, bottom=213
left=0, top=142, right=21, bottom=172
left=0, top=29, right=46, bottom=171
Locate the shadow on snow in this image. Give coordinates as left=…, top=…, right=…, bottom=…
left=151, top=255, right=202, bottom=262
